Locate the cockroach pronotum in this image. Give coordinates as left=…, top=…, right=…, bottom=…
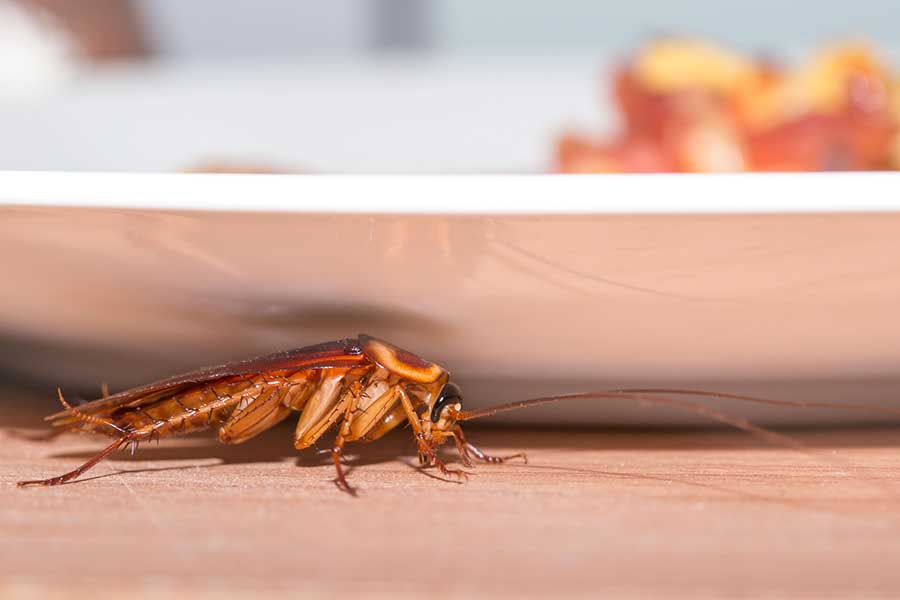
left=16, top=334, right=900, bottom=493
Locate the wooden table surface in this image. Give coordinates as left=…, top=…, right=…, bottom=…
left=3, top=393, right=900, bottom=598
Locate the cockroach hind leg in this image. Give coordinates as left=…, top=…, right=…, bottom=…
left=17, top=436, right=129, bottom=487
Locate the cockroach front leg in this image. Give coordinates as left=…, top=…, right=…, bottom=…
left=450, top=426, right=527, bottom=465
left=397, top=388, right=468, bottom=481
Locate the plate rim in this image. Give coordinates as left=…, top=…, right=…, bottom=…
left=1, top=171, right=899, bottom=215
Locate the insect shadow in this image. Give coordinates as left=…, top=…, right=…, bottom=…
left=36, top=423, right=425, bottom=485
left=12, top=424, right=900, bottom=501
left=39, top=427, right=775, bottom=495
left=50, top=432, right=409, bottom=467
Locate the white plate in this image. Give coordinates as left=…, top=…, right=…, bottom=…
left=3, top=171, right=900, bottom=425
left=0, top=58, right=608, bottom=173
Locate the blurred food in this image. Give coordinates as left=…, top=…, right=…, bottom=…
left=557, top=39, right=900, bottom=172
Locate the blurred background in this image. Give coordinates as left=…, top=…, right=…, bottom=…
left=4, top=9, right=900, bottom=597
left=1, top=0, right=898, bottom=173
left=2, top=1, right=900, bottom=423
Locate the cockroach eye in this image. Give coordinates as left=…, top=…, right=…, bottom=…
left=430, top=382, right=462, bottom=423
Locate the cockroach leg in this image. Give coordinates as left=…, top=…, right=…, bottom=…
left=317, top=447, right=351, bottom=466
left=397, top=387, right=468, bottom=481
left=417, top=435, right=469, bottom=481
left=330, top=381, right=364, bottom=496
left=330, top=451, right=354, bottom=495
left=463, top=441, right=527, bottom=465
left=447, top=430, right=476, bottom=468
left=17, top=434, right=135, bottom=487
left=452, top=426, right=527, bottom=465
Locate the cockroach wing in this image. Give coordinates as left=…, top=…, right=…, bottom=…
left=47, top=337, right=368, bottom=420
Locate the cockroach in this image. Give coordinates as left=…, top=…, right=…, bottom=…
left=16, top=334, right=900, bottom=493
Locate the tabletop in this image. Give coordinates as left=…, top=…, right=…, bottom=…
left=3, top=394, right=900, bottom=599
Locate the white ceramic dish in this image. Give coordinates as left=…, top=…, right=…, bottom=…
left=0, top=59, right=608, bottom=174
left=2, top=171, right=900, bottom=425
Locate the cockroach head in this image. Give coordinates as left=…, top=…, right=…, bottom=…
left=429, top=381, right=463, bottom=427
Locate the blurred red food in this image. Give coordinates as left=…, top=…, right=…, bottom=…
left=558, top=39, right=900, bottom=173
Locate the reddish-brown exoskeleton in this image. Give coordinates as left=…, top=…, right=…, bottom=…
left=16, top=335, right=522, bottom=493
left=18, top=334, right=900, bottom=493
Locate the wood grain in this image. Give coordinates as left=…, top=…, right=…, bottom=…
left=3, top=414, right=900, bottom=598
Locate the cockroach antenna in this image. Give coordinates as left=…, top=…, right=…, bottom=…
left=454, top=388, right=900, bottom=423
left=453, top=389, right=806, bottom=450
